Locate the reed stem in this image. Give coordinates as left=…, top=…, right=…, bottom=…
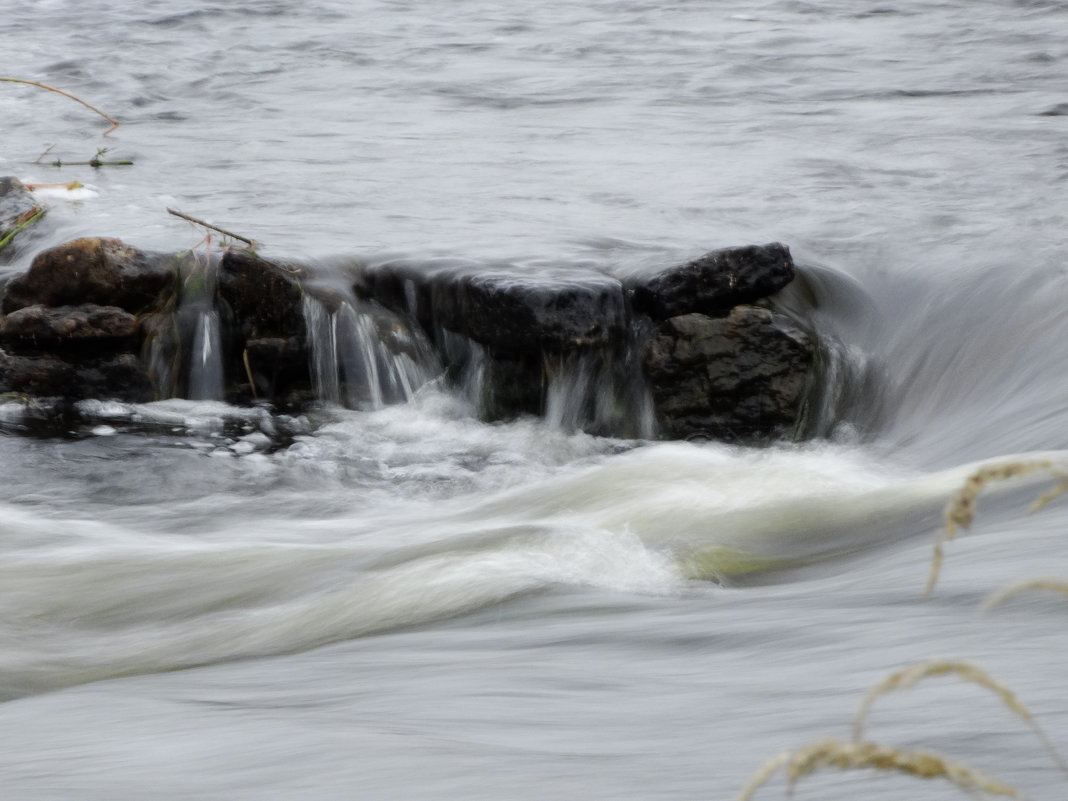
left=0, top=77, right=120, bottom=134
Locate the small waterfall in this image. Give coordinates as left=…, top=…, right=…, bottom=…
left=303, top=295, right=437, bottom=410
left=141, top=248, right=227, bottom=402
left=142, top=311, right=180, bottom=400
left=437, top=328, right=486, bottom=412
left=434, top=322, right=655, bottom=438
left=543, top=339, right=655, bottom=439
left=179, top=249, right=226, bottom=401
left=304, top=297, right=341, bottom=404
left=187, top=310, right=225, bottom=401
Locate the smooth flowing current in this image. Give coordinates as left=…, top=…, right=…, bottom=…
left=2, top=2, right=1068, bottom=799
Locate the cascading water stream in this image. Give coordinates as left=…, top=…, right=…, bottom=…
left=187, top=308, right=224, bottom=401
left=303, top=294, right=438, bottom=410
left=141, top=247, right=227, bottom=402
left=543, top=345, right=655, bottom=439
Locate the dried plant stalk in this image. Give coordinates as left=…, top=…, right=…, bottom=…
left=167, top=207, right=257, bottom=250
left=735, top=737, right=1016, bottom=800
left=982, top=579, right=1068, bottom=612
left=1027, top=475, right=1068, bottom=513
left=926, top=460, right=1055, bottom=595
left=855, top=660, right=1032, bottom=739
left=853, top=659, right=1068, bottom=780
left=0, top=77, right=120, bottom=133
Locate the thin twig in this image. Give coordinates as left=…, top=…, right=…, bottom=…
left=34, top=144, right=56, bottom=164
left=46, top=159, right=133, bottom=168
left=242, top=349, right=259, bottom=400
left=167, top=207, right=257, bottom=249
left=0, top=77, right=120, bottom=134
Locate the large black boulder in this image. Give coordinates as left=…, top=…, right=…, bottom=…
left=359, top=260, right=627, bottom=354
left=628, top=243, right=795, bottom=320
left=643, top=305, right=813, bottom=442
left=443, top=270, right=626, bottom=354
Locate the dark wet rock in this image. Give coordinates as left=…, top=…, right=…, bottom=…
left=359, top=260, right=627, bottom=354
left=2, top=237, right=176, bottom=314
left=0, top=349, right=151, bottom=403
left=77, top=353, right=154, bottom=402
left=479, top=352, right=543, bottom=420
left=0, top=350, right=73, bottom=397
left=0, top=177, right=46, bottom=255
left=215, top=251, right=314, bottom=406
left=354, top=258, right=452, bottom=336
left=0, top=232, right=823, bottom=444
left=360, top=250, right=810, bottom=439
left=241, top=336, right=310, bottom=403
left=643, top=306, right=814, bottom=442
left=628, top=243, right=795, bottom=320
left=443, top=271, right=627, bottom=353
left=218, top=250, right=305, bottom=340
left=0, top=304, right=139, bottom=347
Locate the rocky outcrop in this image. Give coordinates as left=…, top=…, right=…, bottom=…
left=0, top=300, right=153, bottom=404
left=359, top=261, right=635, bottom=424
left=643, top=307, right=813, bottom=442
left=0, top=236, right=176, bottom=408
left=0, top=215, right=821, bottom=443
left=357, top=245, right=812, bottom=438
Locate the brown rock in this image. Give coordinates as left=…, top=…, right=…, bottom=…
left=0, top=304, right=139, bottom=346
left=2, top=237, right=176, bottom=314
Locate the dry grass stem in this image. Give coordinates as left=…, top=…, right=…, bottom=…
left=927, top=460, right=1056, bottom=595
left=735, top=737, right=1016, bottom=800
left=23, top=180, right=84, bottom=191
left=0, top=77, right=120, bottom=133
left=167, top=207, right=258, bottom=250
left=983, top=579, right=1068, bottom=612
left=854, top=660, right=1031, bottom=740
left=242, top=349, right=258, bottom=400
left=1027, top=472, right=1068, bottom=513
left=854, top=659, right=1068, bottom=780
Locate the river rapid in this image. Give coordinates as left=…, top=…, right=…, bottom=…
left=2, top=1, right=1068, bottom=799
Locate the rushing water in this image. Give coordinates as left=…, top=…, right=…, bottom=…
left=2, top=1, right=1068, bottom=799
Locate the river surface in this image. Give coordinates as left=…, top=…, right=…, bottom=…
left=2, top=1, right=1068, bottom=799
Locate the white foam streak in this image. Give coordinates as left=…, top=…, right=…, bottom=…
left=5, top=431, right=1068, bottom=697
left=0, top=524, right=676, bottom=697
